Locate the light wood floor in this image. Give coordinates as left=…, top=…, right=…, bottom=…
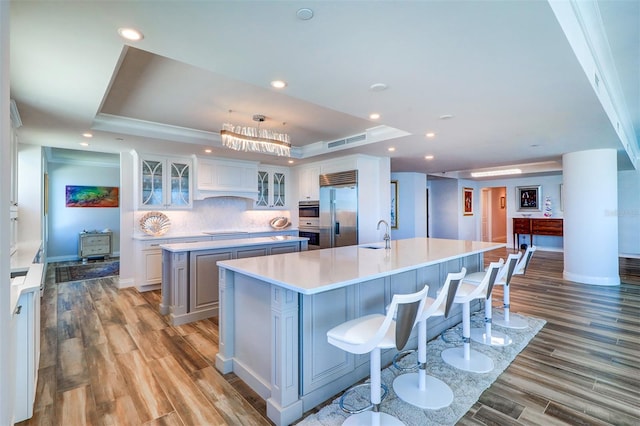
left=18, top=250, right=639, bottom=425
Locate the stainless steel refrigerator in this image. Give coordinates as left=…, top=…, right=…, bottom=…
left=319, top=170, right=358, bottom=249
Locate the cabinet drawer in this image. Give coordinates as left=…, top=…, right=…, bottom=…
left=141, top=240, right=167, bottom=250
left=82, top=236, right=110, bottom=245
left=83, top=245, right=110, bottom=255
left=513, top=218, right=531, bottom=233
left=531, top=219, right=563, bottom=236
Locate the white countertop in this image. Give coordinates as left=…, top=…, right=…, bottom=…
left=217, top=238, right=505, bottom=295
left=132, top=228, right=298, bottom=241
left=10, top=263, right=43, bottom=314
left=160, top=235, right=308, bottom=252
left=10, top=240, right=42, bottom=273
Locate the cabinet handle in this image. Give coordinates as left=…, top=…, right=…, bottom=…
left=15, top=305, right=22, bottom=315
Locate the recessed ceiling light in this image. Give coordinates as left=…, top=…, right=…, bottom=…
left=369, top=83, right=388, bottom=92
left=204, top=149, right=212, bottom=153
left=117, top=27, right=144, bottom=41
left=271, top=80, right=287, bottom=89
left=297, top=8, right=314, bottom=20
left=79, top=142, right=89, bottom=147
left=388, top=147, right=396, bottom=152
left=470, top=168, right=522, bottom=178
left=425, top=132, right=436, bottom=138
left=369, top=113, right=381, bottom=120
left=425, top=155, right=434, bottom=160
left=82, top=132, right=93, bottom=138
left=288, top=160, right=294, bottom=164
left=439, top=114, right=454, bottom=120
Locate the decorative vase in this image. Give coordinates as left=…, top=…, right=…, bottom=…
left=544, top=196, right=552, bottom=217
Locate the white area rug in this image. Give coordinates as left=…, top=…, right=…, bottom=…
left=297, top=310, right=545, bottom=426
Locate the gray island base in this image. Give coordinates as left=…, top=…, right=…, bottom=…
left=160, top=236, right=308, bottom=326
left=215, top=237, right=505, bottom=425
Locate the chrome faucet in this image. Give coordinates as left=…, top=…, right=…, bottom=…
left=377, top=219, right=391, bottom=249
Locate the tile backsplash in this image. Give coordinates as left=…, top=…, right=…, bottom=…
left=134, top=197, right=291, bottom=236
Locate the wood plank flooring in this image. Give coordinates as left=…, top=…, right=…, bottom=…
left=18, top=250, right=639, bottom=425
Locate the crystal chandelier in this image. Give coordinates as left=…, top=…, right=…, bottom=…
left=220, top=114, right=291, bottom=157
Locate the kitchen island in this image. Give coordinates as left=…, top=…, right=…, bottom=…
left=215, top=237, right=505, bottom=425
left=160, top=235, right=308, bottom=325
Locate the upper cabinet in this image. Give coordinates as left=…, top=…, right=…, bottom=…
left=138, top=154, right=192, bottom=210
left=255, top=166, right=289, bottom=209
left=194, top=158, right=258, bottom=200
left=296, top=165, right=320, bottom=201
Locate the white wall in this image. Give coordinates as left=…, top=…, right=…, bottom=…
left=0, top=1, right=14, bottom=423
left=17, top=144, right=42, bottom=243
left=428, top=178, right=459, bottom=239
left=391, top=172, right=427, bottom=240
left=47, top=162, right=121, bottom=261
left=618, top=169, right=640, bottom=257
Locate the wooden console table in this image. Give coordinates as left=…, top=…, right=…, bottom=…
left=513, top=218, right=563, bottom=249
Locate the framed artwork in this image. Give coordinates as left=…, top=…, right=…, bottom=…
left=390, top=180, right=398, bottom=229
left=66, top=185, right=119, bottom=207
left=516, top=185, right=541, bottom=211
left=463, top=187, right=473, bottom=216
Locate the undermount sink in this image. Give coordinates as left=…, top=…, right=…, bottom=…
left=360, top=245, right=386, bottom=250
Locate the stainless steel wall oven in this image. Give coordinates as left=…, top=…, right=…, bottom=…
left=298, top=201, right=320, bottom=249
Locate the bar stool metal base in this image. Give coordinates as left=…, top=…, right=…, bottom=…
left=441, top=347, right=494, bottom=373
left=470, top=328, right=512, bottom=347
left=343, top=411, right=405, bottom=426
left=339, top=383, right=389, bottom=414
left=393, top=373, right=454, bottom=409
left=492, top=314, right=528, bottom=329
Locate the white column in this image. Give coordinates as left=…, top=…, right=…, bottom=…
left=563, top=149, right=620, bottom=285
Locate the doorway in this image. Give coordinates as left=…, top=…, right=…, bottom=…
left=481, top=186, right=507, bottom=243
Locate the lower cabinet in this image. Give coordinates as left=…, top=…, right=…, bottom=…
left=14, top=288, right=39, bottom=423
left=190, top=250, right=232, bottom=315
left=163, top=240, right=306, bottom=325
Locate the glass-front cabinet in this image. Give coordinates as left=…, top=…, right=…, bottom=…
left=255, top=166, right=288, bottom=209
left=139, top=155, right=192, bottom=209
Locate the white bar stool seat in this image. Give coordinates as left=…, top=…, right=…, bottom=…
left=441, top=262, right=503, bottom=373
left=393, top=268, right=466, bottom=410
left=327, top=285, right=429, bottom=426
left=463, top=253, right=520, bottom=346
left=493, top=245, right=536, bottom=329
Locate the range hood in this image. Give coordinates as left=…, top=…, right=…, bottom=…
left=193, top=188, right=258, bottom=201
left=193, top=157, right=259, bottom=201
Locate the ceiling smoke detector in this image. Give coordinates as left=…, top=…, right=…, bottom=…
left=297, top=8, right=314, bottom=20
left=253, top=114, right=266, bottom=123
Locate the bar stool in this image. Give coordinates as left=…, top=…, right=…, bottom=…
left=327, top=285, right=429, bottom=426
left=392, top=268, right=466, bottom=409
left=493, top=245, right=536, bottom=329
left=464, top=253, right=520, bottom=346
left=441, top=262, right=502, bottom=373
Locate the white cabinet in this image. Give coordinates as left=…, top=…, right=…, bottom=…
left=255, top=166, right=289, bottom=209
left=194, top=158, right=258, bottom=199
left=297, top=165, right=320, bottom=201
left=10, top=203, right=18, bottom=256
left=13, top=287, right=40, bottom=423
left=138, top=154, right=192, bottom=210
left=135, top=239, right=167, bottom=288
left=135, top=235, right=212, bottom=289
